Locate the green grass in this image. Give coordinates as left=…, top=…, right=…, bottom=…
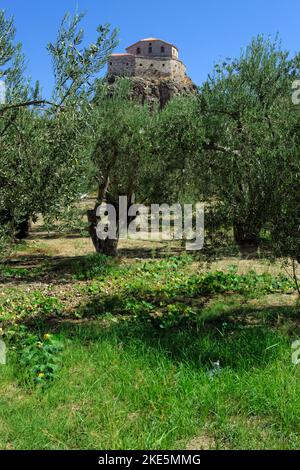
left=0, top=253, right=299, bottom=450
left=1, top=320, right=300, bottom=449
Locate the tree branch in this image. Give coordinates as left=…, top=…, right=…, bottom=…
left=0, top=99, right=57, bottom=116
left=203, top=142, right=241, bottom=156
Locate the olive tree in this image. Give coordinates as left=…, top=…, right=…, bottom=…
left=146, top=95, right=204, bottom=205
left=268, top=67, right=300, bottom=288
left=87, top=79, right=152, bottom=256
left=197, top=36, right=298, bottom=255
left=0, top=10, right=118, bottom=246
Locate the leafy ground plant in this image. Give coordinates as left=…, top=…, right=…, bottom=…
left=0, top=245, right=299, bottom=449
left=0, top=291, right=62, bottom=323
left=4, top=325, right=63, bottom=386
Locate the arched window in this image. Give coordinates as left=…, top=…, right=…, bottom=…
left=136, top=47, right=141, bottom=54
left=161, top=46, right=165, bottom=53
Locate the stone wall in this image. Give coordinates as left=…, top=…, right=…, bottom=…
left=108, top=56, right=186, bottom=81
left=108, top=55, right=135, bottom=77
left=134, top=57, right=185, bottom=81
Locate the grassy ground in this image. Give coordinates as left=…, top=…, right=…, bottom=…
left=0, top=219, right=300, bottom=450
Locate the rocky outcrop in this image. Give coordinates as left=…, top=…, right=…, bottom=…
left=107, top=74, right=198, bottom=108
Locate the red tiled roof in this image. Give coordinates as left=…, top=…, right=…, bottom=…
left=110, top=53, right=133, bottom=57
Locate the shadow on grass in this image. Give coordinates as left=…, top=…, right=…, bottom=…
left=0, top=252, right=115, bottom=285
left=56, top=306, right=295, bottom=372
left=28, top=231, right=87, bottom=240
left=119, top=245, right=183, bottom=259
left=22, top=285, right=296, bottom=373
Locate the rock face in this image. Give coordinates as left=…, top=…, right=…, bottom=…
left=107, top=38, right=197, bottom=107
left=107, top=74, right=197, bottom=108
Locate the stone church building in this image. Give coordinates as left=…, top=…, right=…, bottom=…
left=108, top=38, right=187, bottom=81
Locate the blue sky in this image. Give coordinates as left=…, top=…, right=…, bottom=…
left=1, top=0, right=299, bottom=97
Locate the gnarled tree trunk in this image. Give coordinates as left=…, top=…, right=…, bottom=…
left=87, top=207, right=119, bottom=256
left=233, top=220, right=261, bottom=258
left=15, top=217, right=31, bottom=239
left=87, top=193, right=135, bottom=257
left=0, top=210, right=31, bottom=240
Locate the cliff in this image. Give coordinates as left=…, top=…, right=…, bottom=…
left=107, top=74, right=198, bottom=108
